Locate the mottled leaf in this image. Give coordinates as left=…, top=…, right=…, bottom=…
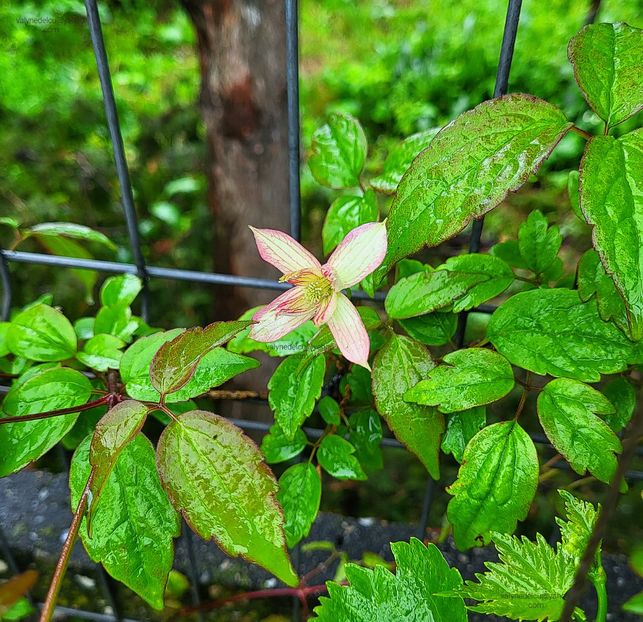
left=277, top=462, right=321, bottom=547
left=372, top=334, right=443, bottom=479
left=488, top=288, right=636, bottom=382
left=156, top=410, right=297, bottom=585
left=537, top=378, right=621, bottom=483
left=322, top=191, right=378, bottom=255
left=447, top=421, right=538, bottom=549
left=405, top=348, right=514, bottom=414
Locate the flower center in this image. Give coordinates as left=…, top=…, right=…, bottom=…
left=304, top=275, right=333, bottom=304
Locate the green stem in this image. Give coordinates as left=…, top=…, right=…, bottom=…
left=589, top=563, right=607, bottom=622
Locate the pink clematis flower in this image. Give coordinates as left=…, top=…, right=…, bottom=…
left=249, top=222, right=387, bottom=369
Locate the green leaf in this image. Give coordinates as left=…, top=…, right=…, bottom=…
left=370, top=129, right=440, bottom=194
left=373, top=95, right=572, bottom=281
left=7, top=304, right=76, bottom=361
left=385, top=254, right=513, bottom=319
left=322, top=191, right=378, bottom=255
left=70, top=434, right=179, bottom=609
left=0, top=367, right=91, bottom=476
left=491, top=239, right=528, bottom=270
left=318, top=395, right=341, bottom=425
left=518, top=210, right=562, bottom=275
left=399, top=312, right=457, bottom=347
left=260, top=425, right=308, bottom=464
left=94, top=304, right=138, bottom=342
left=88, top=400, right=149, bottom=524
left=74, top=317, right=95, bottom=341
left=372, top=334, right=443, bottom=479
left=26, top=222, right=117, bottom=250
left=156, top=410, right=297, bottom=586
left=488, top=288, right=636, bottom=382
left=447, top=421, right=538, bottom=549
left=568, top=23, right=643, bottom=127
left=309, top=113, right=367, bottom=189
left=537, top=378, right=621, bottom=483
left=339, top=364, right=373, bottom=405
left=314, top=538, right=467, bottom=622
left=623, top=592, right=643, bottom=614
left=567, top=170, right=583, bottom=222
left=277, top=462, right=321, bottom=548
left=441, top=407, right=486, bottom=463
left=557, top=489, right=598, bottom=561
left=150, top=321, right=251, bottom=396
left=268, top=354, right=326, bottom=440
left=405, top=348, right=514, bottom=414
left=76, top=334, right=125, bottom=372
left=579, top=130, right=643, bottom=340
left=602, top=376, right=637, bottom=432
left=460, top=532, right=574, bottom=620
left=0, top=322, right=11, bottom=357
left=100, top=274, right=143, bottom=307
left=349, top=409, right=383, bottom=471
left=61, top=404, right=107, bottom=451
left=317, top=435, right=366, bottom=480
left=0, top=216, right=19, bottom=230
left=577, top=249, right=630, bottom=334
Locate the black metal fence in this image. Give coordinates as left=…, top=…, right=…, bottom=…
left=0, top=1, right=639, bottom=620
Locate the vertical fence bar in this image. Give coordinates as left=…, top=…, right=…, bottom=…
left=0, top=251, right=11, bottom=321
left=285, top=0, right=302, bottom=242
left=83, top=0, right=150, bottom=320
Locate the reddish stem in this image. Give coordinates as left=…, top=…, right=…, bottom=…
left=0, top=395, right=111, bottom=425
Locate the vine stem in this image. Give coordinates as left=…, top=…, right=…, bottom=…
left=589, top=561, right=607, bottom=622
left=0, top=396, right=111, bottom=425
left=40, top=469, right=95, bottom=622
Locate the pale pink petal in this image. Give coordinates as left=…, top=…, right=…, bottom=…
left=325, top=222, right=387, bottom=290
left=253, top=287, right=312, bottom=321
left=313, top=292, right=337, bottom=326
left=250, top=305, right=316, bottom=342
left=250, top=226, right=322, bottom=275
left=327, top=294, right=370, bottom=369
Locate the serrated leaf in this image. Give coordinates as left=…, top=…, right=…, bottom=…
left=405, top=348, right=514, bottom=414
left=447, top=421, right=538, bottom=549
left=322, top=191, right=378, bottom=255
left=26, top=222, right=117, bottom=250
left=537, top=378, right=621, bottom=483
left=385, top=254, right=513, bottom=319
left=602, top=376, right=637, bottom=432
left=399, top=312, right=457, bottom=346
left=277, top=462, right=321, bottom=548
left=460, top=532, right=574, bottom=620
left=314, top=538, right=467, bottom=622
left=309, top=113, right=367, bottom=189
left=371, top=129, right=440, bottom=193
left=579, top=130, right=643, bottom=340
left=7, top=304, right=76, bottom=361
left=70, top=434, right=179, bottom=609
left=260, top=425, right=307, bottom=464
left=488, top=288, right=636, bottom=382
left=568, top=22, right=643, bottom=127
left=100, top=274, right=143, bottom=307
left=268, top=354, right=326, bottom=440
left=577, top=249, right=630, bottom=334
left=150, top=321, right=251, bottom=396
left=0, top=367, right=91, bottom=476
left=373, top=95, right=572, bottom=281
left=317, top=435, right=366, bottom=480
left=372, top=334, right=443, bottom=479
left=156, top=410, right=297, bottom=585
left=441, top=407, right=486, bottom=463
left=88, top=400, right=149, bottom=524
left=557, top=490, right=599, bottom=561
left=76, top=334, right=125, bottom=372
left=518, top=210, right=562, bottom=275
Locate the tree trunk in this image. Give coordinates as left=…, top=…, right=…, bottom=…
left=181, top=0, right=290, bottom=319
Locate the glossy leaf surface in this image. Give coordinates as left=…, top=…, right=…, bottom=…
left=322, top=191, right=378, bottom=255
left=579, top=130, right=643, bottom=340
left=537, top=378, right=621, bottom=483
left=372, top=334, right=443, bottom=479
left=156, top=410, right=297, bottom=585
left=488, top=288, right=636, bottom=382
left=399, top=312, right=457, bottom=346
left=602, top=376, right=637, bottom=432
left=268, top=354, right=326, bottom=440
left=317, top=435, right=366, bottom=480
left=70, top=435, right=179, bottom=609
left=277, top=462, right=321, bottom=548
left=447, top=421, right=538, bottom=549
left=441, top=407, right=486, bottom=463
left=0, top=367, right=91, bottom=476
left=518, top=209, right=562, bottom=275
left=260, top=425, right=308, bottom=464
left=373, top=95, right=571, bottom=280
left=405, top=348, right=514, bottom=413
left=100, top=274, right=143, bottom=307
left=27, top=222, right=117, bottom=250
left=76, top=334, right=125, bottom=372
left=314, top=538, right=467, bottom=622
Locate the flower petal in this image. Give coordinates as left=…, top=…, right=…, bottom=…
left=253, top=287, right=313, bottom=321
left=313, top=292, right=337, bottom=326
left=325, top=222, right=387, bottom=290
left=250, top=303, right=315, bottom=342
left=250, top=226, right=322, bottom=275
left=327, top=294, right=370, bottom=369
